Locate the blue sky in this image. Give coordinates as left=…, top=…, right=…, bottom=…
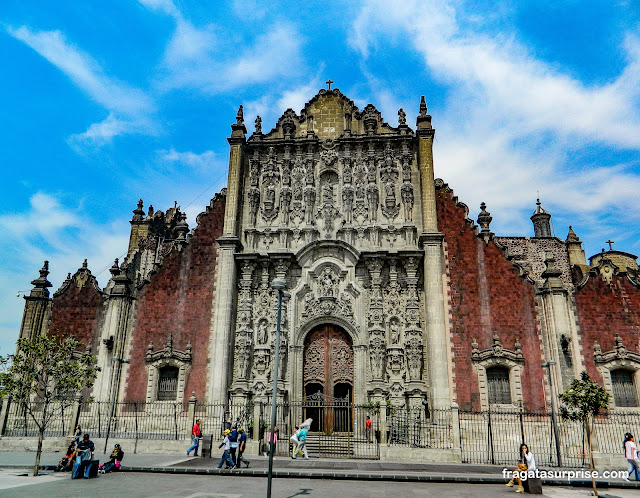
left=2, top=0, right=640, bottom=355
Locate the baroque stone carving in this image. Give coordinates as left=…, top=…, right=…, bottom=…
left=471, top=333, right=524, bottom=363
left=146, top=333, right=192, bottom=363
left=594, top=334, right=640, bottom=364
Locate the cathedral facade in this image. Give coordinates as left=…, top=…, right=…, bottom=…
left=17, top=88, right=640, bottom=418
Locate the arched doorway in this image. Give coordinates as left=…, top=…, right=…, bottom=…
left=303, top=324, right=354, bottom=433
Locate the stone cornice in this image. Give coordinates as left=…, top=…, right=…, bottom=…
left=472, top=333, right=524, bottom=363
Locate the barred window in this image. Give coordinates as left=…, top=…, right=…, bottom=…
left=487, top=366, right=511, bottom=405
left=157, top=366, right=179, bottom=401
left=611, top=369, right=638, bottom=407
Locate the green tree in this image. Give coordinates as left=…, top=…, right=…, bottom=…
left=0, top=336, right=97, bottom=476
left=559, top=371, right=610, bottom=496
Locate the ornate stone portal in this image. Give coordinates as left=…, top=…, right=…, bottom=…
left=226, top=88, right=430, bottom=409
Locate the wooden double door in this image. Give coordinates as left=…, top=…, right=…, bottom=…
left=303, top=325, right=354, bottom=433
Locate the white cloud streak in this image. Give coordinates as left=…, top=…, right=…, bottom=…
left=351, top=0, right=640, bottom=243
left=6, top=25, right=156, bottom=146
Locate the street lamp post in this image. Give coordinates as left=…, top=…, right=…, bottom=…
left=542, top=360, right=562, bottom=467
left=103, top=356, right=130, bottom=454
left=267, top=278, right=289, bottom=498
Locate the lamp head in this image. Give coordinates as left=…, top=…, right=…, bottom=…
left=270, top=278, right=287, bottom=291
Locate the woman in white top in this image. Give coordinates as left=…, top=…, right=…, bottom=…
left=506, top=443, right=536, bottom=493
left=624, top=434, right=640, bottom=481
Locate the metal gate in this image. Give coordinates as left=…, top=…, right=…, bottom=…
left=259, top=399, right=380, bottom=459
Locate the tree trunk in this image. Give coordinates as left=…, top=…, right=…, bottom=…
left=585, top=418, right=597, bottom=497
left=33, top=428, right=44, bottom=477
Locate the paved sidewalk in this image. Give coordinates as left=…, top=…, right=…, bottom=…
left=0, top=451, right=638, bottom=491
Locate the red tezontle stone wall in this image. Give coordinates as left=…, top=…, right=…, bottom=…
left=574, top=274, right=640, bottom=382
left=124, top=196, right=226, bottom=402
left=436, top=187, right=546, bottom=411
left=48, top=279, right=103, bottom=352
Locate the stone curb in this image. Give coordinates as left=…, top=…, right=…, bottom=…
left=118, top=465, right=640, bottom=489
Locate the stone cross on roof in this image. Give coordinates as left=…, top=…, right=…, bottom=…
left=325, top=79, right=334, bottom=90
left=606, top=239, right=615, bottom=250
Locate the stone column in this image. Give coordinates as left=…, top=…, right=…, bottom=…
left=208, top=109, right=246, bottom=404
left=18, top=261, right=52, bottom=344
left=416, top=97, right=451, bottom=410
left=538, top=256, right=582, bottom=395
left=93, top=260, right=133, bottom=402
left=209, top=240, right=240, bottom=404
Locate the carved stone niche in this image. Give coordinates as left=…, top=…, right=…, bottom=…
left=471, top=333, right=524, bottom=411
left=145, top=333, right=192, bottom=404
left=594, top=334, right=640, bottom=409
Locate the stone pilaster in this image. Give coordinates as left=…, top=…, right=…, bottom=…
left=93, top=260, right=134, bottom=402
left=223, top=105, right=247, bottom=238
left=18, top=261, right=52, bottom=345
left=416, top=98, right=451, bottom=410
left=537, top=256, right=583, bottom=395
left=209, top=238, right=240, bottom=404
left=208, top=110, right=246, bottom=404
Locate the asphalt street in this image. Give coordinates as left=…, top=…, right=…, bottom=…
left=0, top=470, right=638, bottom=498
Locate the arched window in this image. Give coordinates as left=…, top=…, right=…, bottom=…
left=611, top=369, right=638, bottom=407
left=487, top=366, right=511, bottom=405
left=157, top=366, right=179, bottom=401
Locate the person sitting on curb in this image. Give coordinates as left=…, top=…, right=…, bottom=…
left=99, top=444, right=124, bottom=474
left=55, top=443, right=76, bottom=472
left=505, top=443, right=536, bottom=493
left=217, top=429, right=235, bottom=470
left=72, top=433, right=95, bottom=479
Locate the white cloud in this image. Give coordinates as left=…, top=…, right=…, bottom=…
left=159, top=148, right=217, bottom=171
left=139, top=1, right=304, bottom=94
left=0, top=192, right=131, bottom=354
left=6, top=25, right=156, bottom=146
left=350, top=0, right=640, bottom=244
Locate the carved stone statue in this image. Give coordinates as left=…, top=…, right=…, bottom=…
left=280, top=187, right=292, bottom=223
left=319, top=267, right=337, bottom=297
left=390, top=321, right=400, bottom=344
left=304, top=187, right=316, bottom=224
left=401, top=183, right=414, bottom=222
left=367, top=184, right=379, bottom=222
left=342, top=185, right=354, bottom=224
left=255, top=115, right=262, bottom=134
left=398, top=108, right=406, bottom=125
left=385, top=181, right=396, bottom=208
left=264, top=184, right=276, bottom=211
left=248, top=188, right=260, bottom=225
left=257, top=321, right=268, bottom=345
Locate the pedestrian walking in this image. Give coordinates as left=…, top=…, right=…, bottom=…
left=236, top=428, right=250, bottom=468
left=505, top=443, right=536, bottom=493
left=292, top=418, right=312, bottom=460
left=264, top=426, right=278, bottom=457
left=229, top=426, right=239, bottom=467
left=624, top=433, right=640, bottom=481
left=217, top=429, right=235, bottom=469
left=365, top=415, right=372, bottom=442
left=187, top=419, right=202, bottom=456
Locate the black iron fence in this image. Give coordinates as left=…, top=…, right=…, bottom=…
left=2, top=397, right=638, bottom=467
left=388, top=408, right=453, bottom=449
left=458, top=409, right=640, bottom=468
left=4, top=401, right=71, bottom=437
left=258, top=400, right=381, bottom=459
